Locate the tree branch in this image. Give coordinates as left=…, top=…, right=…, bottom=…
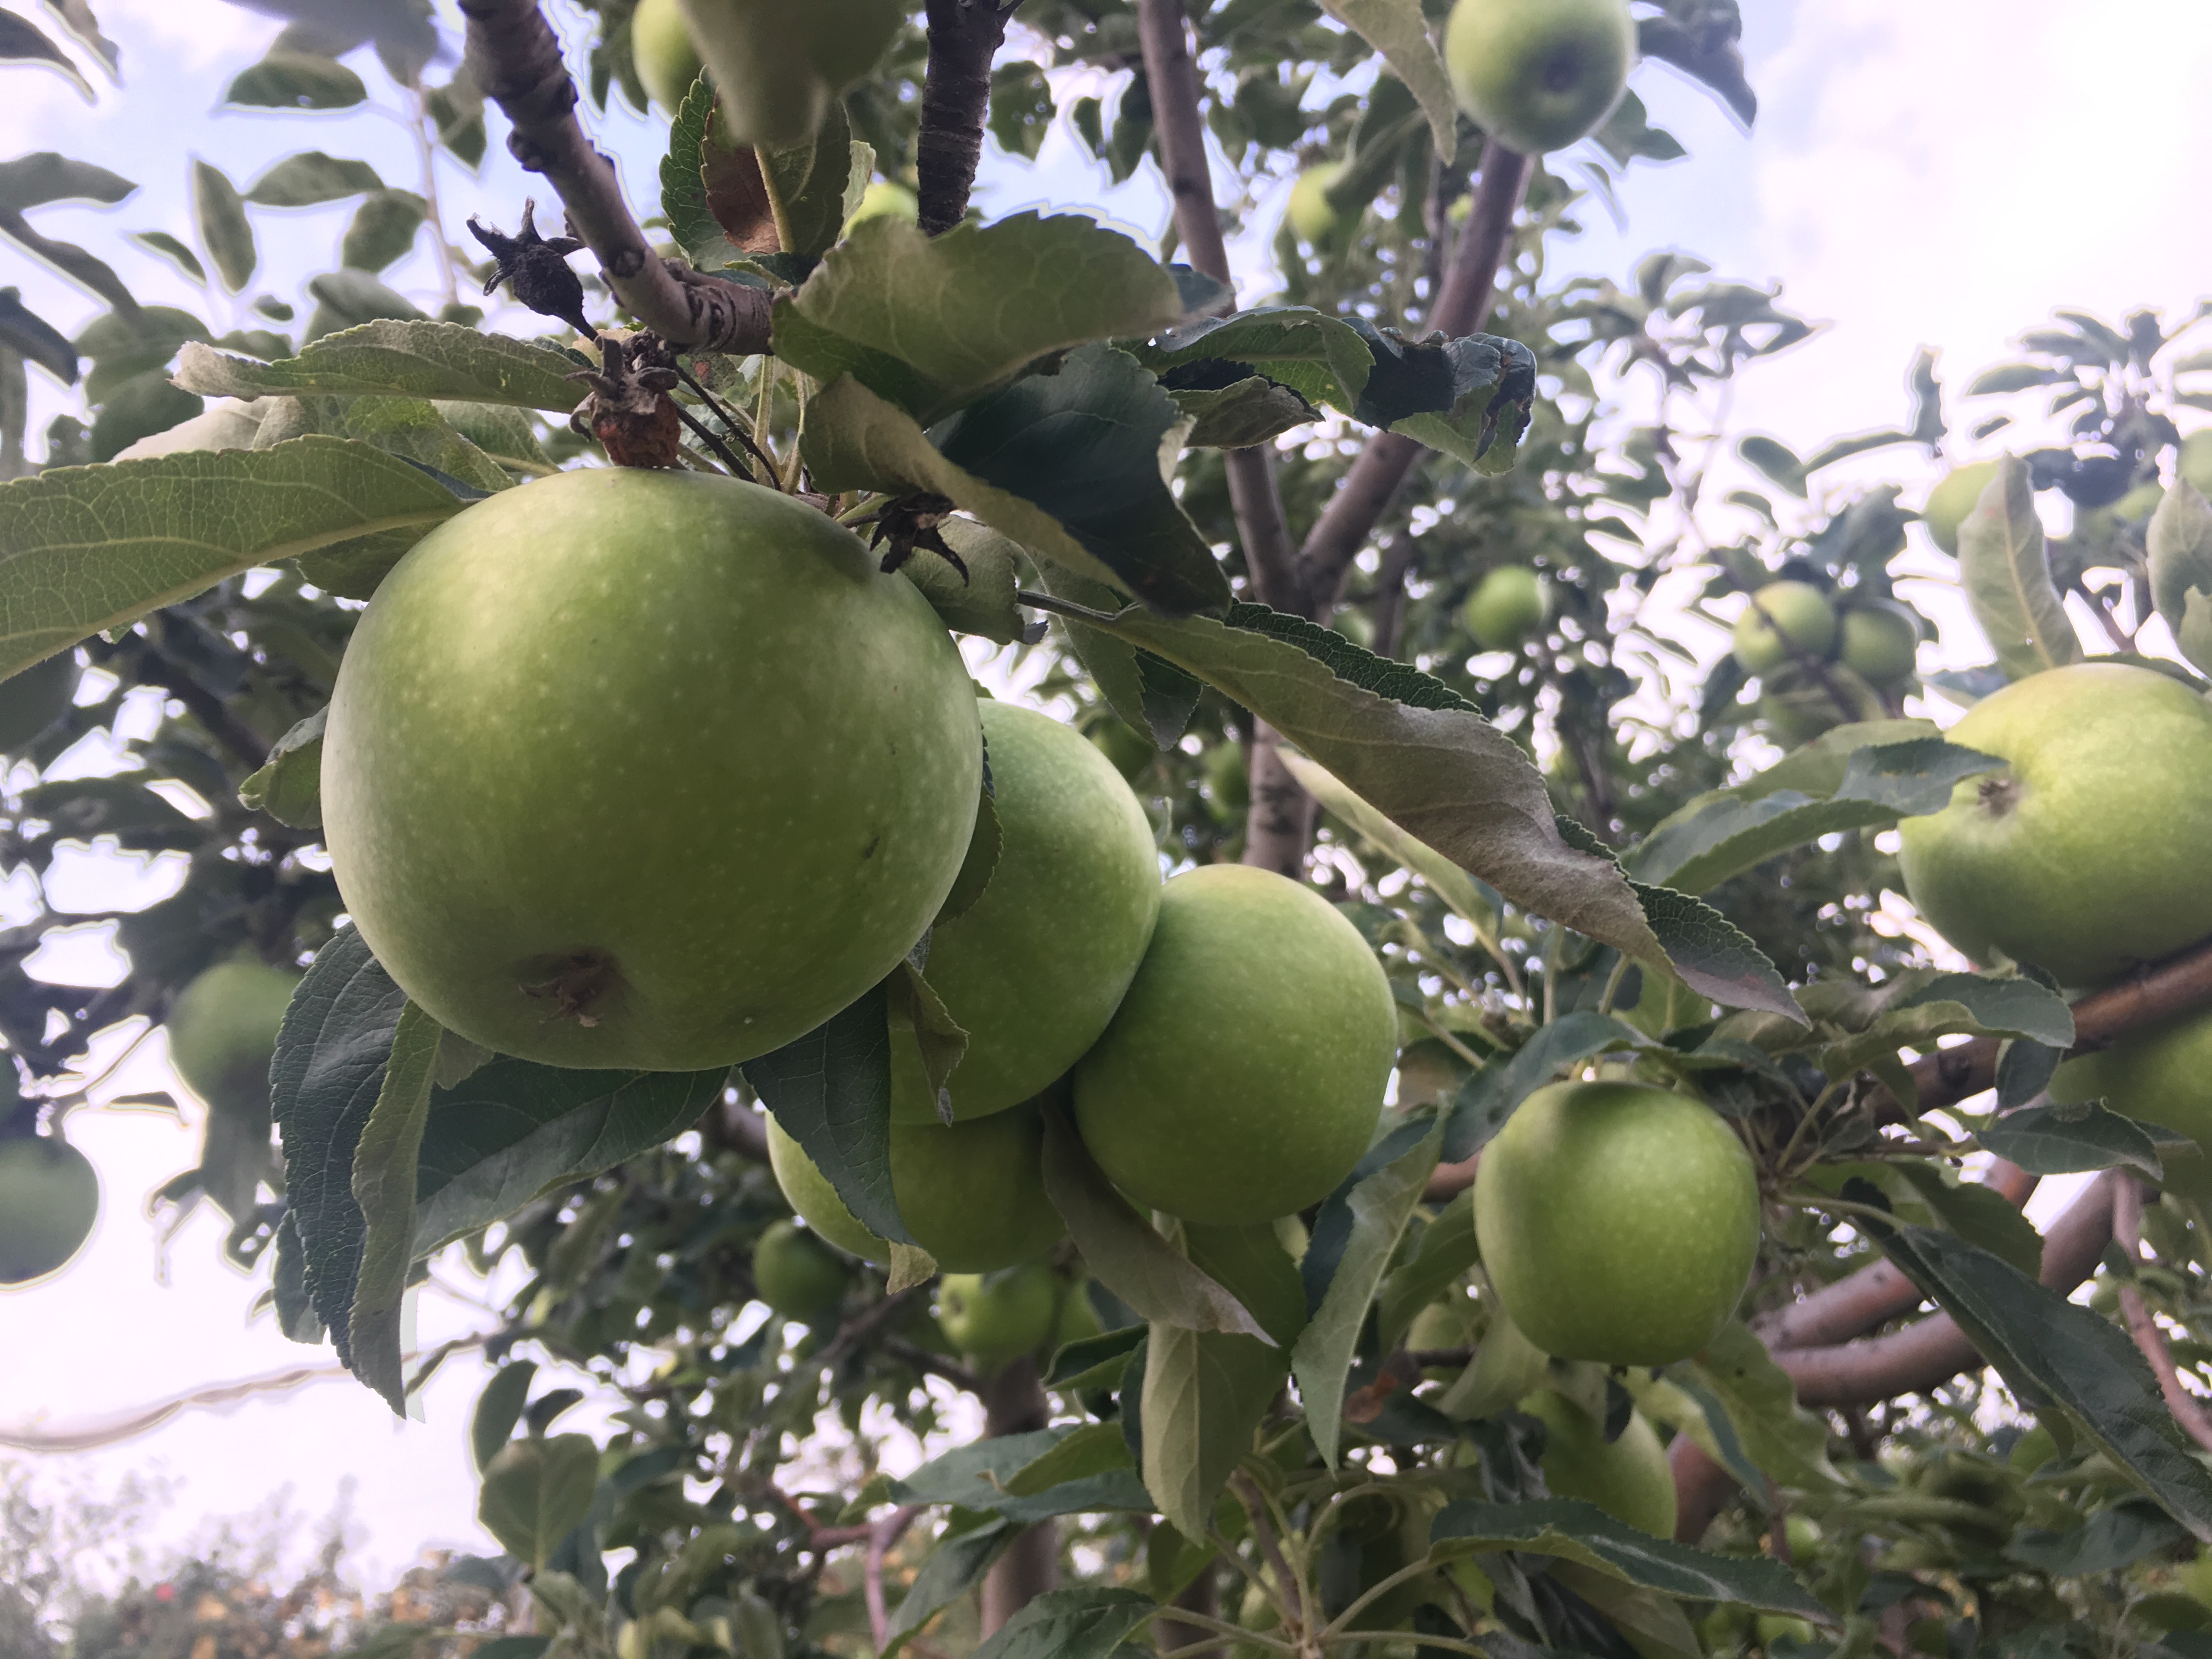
left=918, top=0, right=1016, bottom=235
left=458, top=0, right=771, bottom=351
left=866, top=1505, right=924, bottom=1650
left=2112, top=1177, right=2212, bottom=1452
left=978, top=1357, right=1059, bottom=1634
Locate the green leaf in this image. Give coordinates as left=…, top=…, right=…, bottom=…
left=660, top=75, right=736, bottom=268
left=0, top=12, right=91, bottom=94
left=2006, top=1499, right=2191, bottom=1576
left=1058, top=600, right=1797, bottom=1017
left=1170, top=377, right=1317, bottom=450
left=1315, top=0, right=1458, bottom=157
left=413, top=1062, right=727, bottom=1257
left=1293, top=1119, right=1442, bottom=1469
left=2148, top=482, right=2212, bottom=676
left=239, top=706, right=326, bottom=828
left=1378, top=1190, right=1480, bottom=1352
left=0, top=435, right=464, bottom=681
left=471, top=1359, right=537, bottom=1473
left=1037, top=1108, right=1270, bottom=1339
left=347, top=1000, right=441, bottom=1411
left=1630, top=737, right=2002, bottom=893
left=342, top=189, right=427, bottom=273
left=1959, top=453, right=2083, bottom=679
left=225, top=50, right=367, bottom=110
left=1820, top=972, right=2074, bottom=1104
left=90, top=371, right=202, bottom=461
left=881, top=1519, right=1019, bottom=1657
left=1685, top=1322, right=1841, bottom=1490
left=477, top=1434, right=600, bottom=1572
left=1738, top=436, right=1806, bottom=496
left=244, top=150, right=385, bottom=207
left=305, top=270, right=428, bottom=341
left=256, top=391, right=511, bottom=503
left=772, top=212, right=1187, bottom=424
left=1128, top=305, right=1374, bottom=411
left=130, top=232, right=206, bottom=285
left=989, top=60, right=1056, bottom=161
left=1636, top=12, right=1756, bottom=124
left=1282, top=751, right=1502, bottom=946
left=740, top=978, right=915, bottom=1248
left=1889, top=1162, right=2044, bottom=1277
left=1863, top=1214, right=2212, bottom=1539
left=1978, top=1099, right=2166, bottom=1179
left=901, top=517, right=1032, bottom=645
left=757, top=101, right=859, bottom=258
left=1442, top=1011, right=1645, bottom=1162
left=891, top=1427, right=1153, bottom=1522
left=969, top=1587, right=1158, bottom=1659
left=269, top=927, right=408, bottom=1369
left=802, top=358, right=1232, bottom=617
left=1030, top=561, right=1199, bottom=748
left=1431, top=1499, right=1829, bottom=1617
left=190, top=161, right=256, bottom=293
left=174, top=321, right=585, bottom=410
left=1047, top=1323, right=1146, bottom=1390
left=0, top=153, right=133, bottom=212
left=1352, top=321, right=1537, bottom=472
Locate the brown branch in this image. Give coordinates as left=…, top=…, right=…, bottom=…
left=1137, top=0, right=1228, bottom=283
left=917, top=0, right=1017, bottom=235
left=866, top=1506, right=924, bottom=1650
left=884, top=1338, right=983, bottom=1394
left=978, top=1357, right=1059, bottom=1634
left=2112, top=1177, right=2212, bottom=1452
left=458, top=0, right=771, bottom=352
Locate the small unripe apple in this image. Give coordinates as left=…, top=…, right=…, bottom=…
left=938, top=1262, right=1058, bottom=1367
left=631, top=0, right=704, bottom=112
left=0, top=1134, right=98, bottom=1283
left=1921, top=460, right=1999, bottom=556
left=1407, top=1290, right=1480, bottom=1381
left=1204, top=741, right=1250, bottom=820
left=2051, top=1003, right=2212, bottom=1198
left=1073, top=864, right=1397, bottom=1226
left=167, top=956, right=299, bottom=1115
left=1443, top=0, right=1635, bottom=156
left=764, top=1108, right=1064, bottom=1272
left=1730, top=580, right=1838, bottom=674
left=1836, top=605, right=1919, bottom=687
left=751, top=1218, right=851, bottom=1322
left=2181, top=431, right=2212, bottom=498
left=1476, top=1081, right=1759, bottom=1365
left=1462, top=565, right=1547, bottom=651
left=1896, top=662, right=2212, bottom=986
left=845, top=180, right=919, bottom=232
left=1519, top=1388, right=1677, bottom=1537
left=1286, top=161, right=1348, bottom=245
left=1052, top=1280, right=1104, bottom=1351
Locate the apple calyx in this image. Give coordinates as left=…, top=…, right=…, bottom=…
left=521, top=950, right=622, bottom=1028
left=1976, top=775, right=2020, bottom=818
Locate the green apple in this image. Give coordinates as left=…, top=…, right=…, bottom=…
left=1462, top=565, right=1547, bottom=651
left=167, top=956, right=298, bottom=1115
left=1895, top=662, right=2212, bottom=986
left=2182, top=431, right=2212, bottom=498
left=1731, top=580, right=1838, bottom=674
left=0, top=1134, right=98, bottom=1283
left=1922, top=460, right=1999, bottom=556
left=1287, top=161, right=1348, bottom=245
left=0, top=653, right=77, bottom=753
left=1088, top=718, right=1157, bottom=783
left=1476, top=1081, right=1759, bottom=1365
left=1837, top=605, right=1920, bottom=687
left=938, top=1262, right=1058, bottom=1367
left=765, top=1107, right=1064, bottom=1272
left=1051, top=1279, right=1104, bottom=1351
left=752, top=1218, right=851, bottom=1322
left=2051, top=1003, right=2212, bottom=1197
left=631, top=0, right=704, bottom=112
left=1205, top=741, right=1250, bottom=820
left=1443, top=0, right=1635, bottom=156
left=1073, top=864, right=1398, bottom=1226
left=1758, top=1615, right=1818, bottom=1649
left=322, top=467, right=981, bottom=1071
left=891, top=702, right=1160, bottom=1122
left=845, top=180, right=919, bottom=232
left=1519, top=1389, right=1677, bottom=1538
left=1407, top=1290, right=1480, bottom=1381
left=676, top=0, right=902, bottom=148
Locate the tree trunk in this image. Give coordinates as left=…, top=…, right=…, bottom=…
left=977, top=1358, right=1058, bottom=1634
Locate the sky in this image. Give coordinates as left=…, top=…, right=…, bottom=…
left=0, top=0, right=2207, bottom=1588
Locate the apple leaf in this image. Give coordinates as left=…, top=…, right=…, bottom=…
left=891, top=1427, right=1153, bottom=1522
left=879, top=1520, right=1020, bottom=1658
left=1314, top=0, right=1459, bottom=157
left=1049, top=599, right=1798, bottom=1018
left=2148, top=481, right=2212, bottom=676
left=901, top=518, right=1034, bottom=645
left=1630, top=736, right=2004, bottom=893
left=1170, top=377, right=1318, bottom=450
left=1958, top=453, right=2084, bottom=680
left=1128, top=305, right=1376, bottom=411
left=1859, top=1210, right=2212, bottom=1540
left=661, top=75, right=746, bottom=269
left=478, top=1434, right=601, bottom=1572
left=269, top=926, right=409, bottom=1365
left=1430, top=1499, right=1830, bottom=1616
left=1376, top=1191, right=1480, bottom=1352
left=411, top=1062, right=729, bottom=1257
left=1280, top=751, right=1503, bottom=949
left=772, top=212, right=1187, bottom=425
left=2005, top=1500, right=2191, bottom=1577
left=1351, top=322, right=1536, bottom=474
left=0, top=436, right=466, bottom=681
left=346, top=1000, right=442, bottom=1412
left=1031, top=560, right=1201, bottom=747
left=802, top=359, right=1231, bottom=617
left=1442, top=1011, right=1646, bottom=1162
left=967, top=1588, right=1158, bottom=1659
left=1686, top=1322, right=1845, bottom=1491
left=1037, top=1108, right=1271, bottom=1340
left=1818, top=971, right=2074, bottom=1105
left=244, top=150, right=385, bottom=207
left=1977, top=1099, right=2166, bottom=1179
left=1047, top=1324, right=1146, bottom=1390
left=174, top=320, right=587, bottom=410
left=1293, top=1117, right=1442, bottom=1469
left=471, top=1360, right=537, bottom=1472
left=238, top=706, right=326, bottom=828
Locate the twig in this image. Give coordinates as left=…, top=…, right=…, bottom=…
left=865, top=1505, right=924, bottom=1649
left=883, top=1338, right=981, bottom=1394
left=456, top=0, right=771, bottom=351
left=812, top=1285, right=929, bottom=1376
left=917, top=0, right=1017, bottom=234
left=670, top=360, right=780, bottom=481
left=2112, top=1177, right=2212, bottom=1451
left=1229, top=1471, right=1307, bottom=1636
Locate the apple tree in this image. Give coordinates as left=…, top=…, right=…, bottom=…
left=8, top=3, right=2212, bottom=1659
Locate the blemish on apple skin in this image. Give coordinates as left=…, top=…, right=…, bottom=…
left=862, top=835, right=881, bottom=860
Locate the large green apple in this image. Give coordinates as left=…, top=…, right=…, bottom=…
left=167, top=957, right=298, bottom=1114
left=1731, top=580, right=1838, bottom=674
left=1838, top=605, right=1920, bottom=687
left=938, top=1262, right=1059, bottom=1368
left=752, top=1218, right=851, bottom=1322
left=1443, top=0, right=1635, bottom=156
left=631, top=0, right=704, bottom=112
left=1922, top=460, right=1999, bottom=556
left=765, top=1107, right=1064, bottom=1272
left=322, top=468, right=981, bottom=1071
left=1287, top=162, right=1348, bottom=245
left=2051, top=1004, right=2212, bottom=1198
left=0, top=1134, right=99, bottom=1283
left=1476, top=1081, right=1758, bottom=1365
left=0, top=652, right=77, bottom=753
left=1896, top=663, right=2212, bottom=986
left=675, top=0, right=902, bottom=148
left=1519, top=1388, right=1677, bottom=1538
left=1073, top=864, right=1397, bottom=1226
left=893, top=702, right=1159, bottom=1122
left=1462, top=565, right=1548, bottom=651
